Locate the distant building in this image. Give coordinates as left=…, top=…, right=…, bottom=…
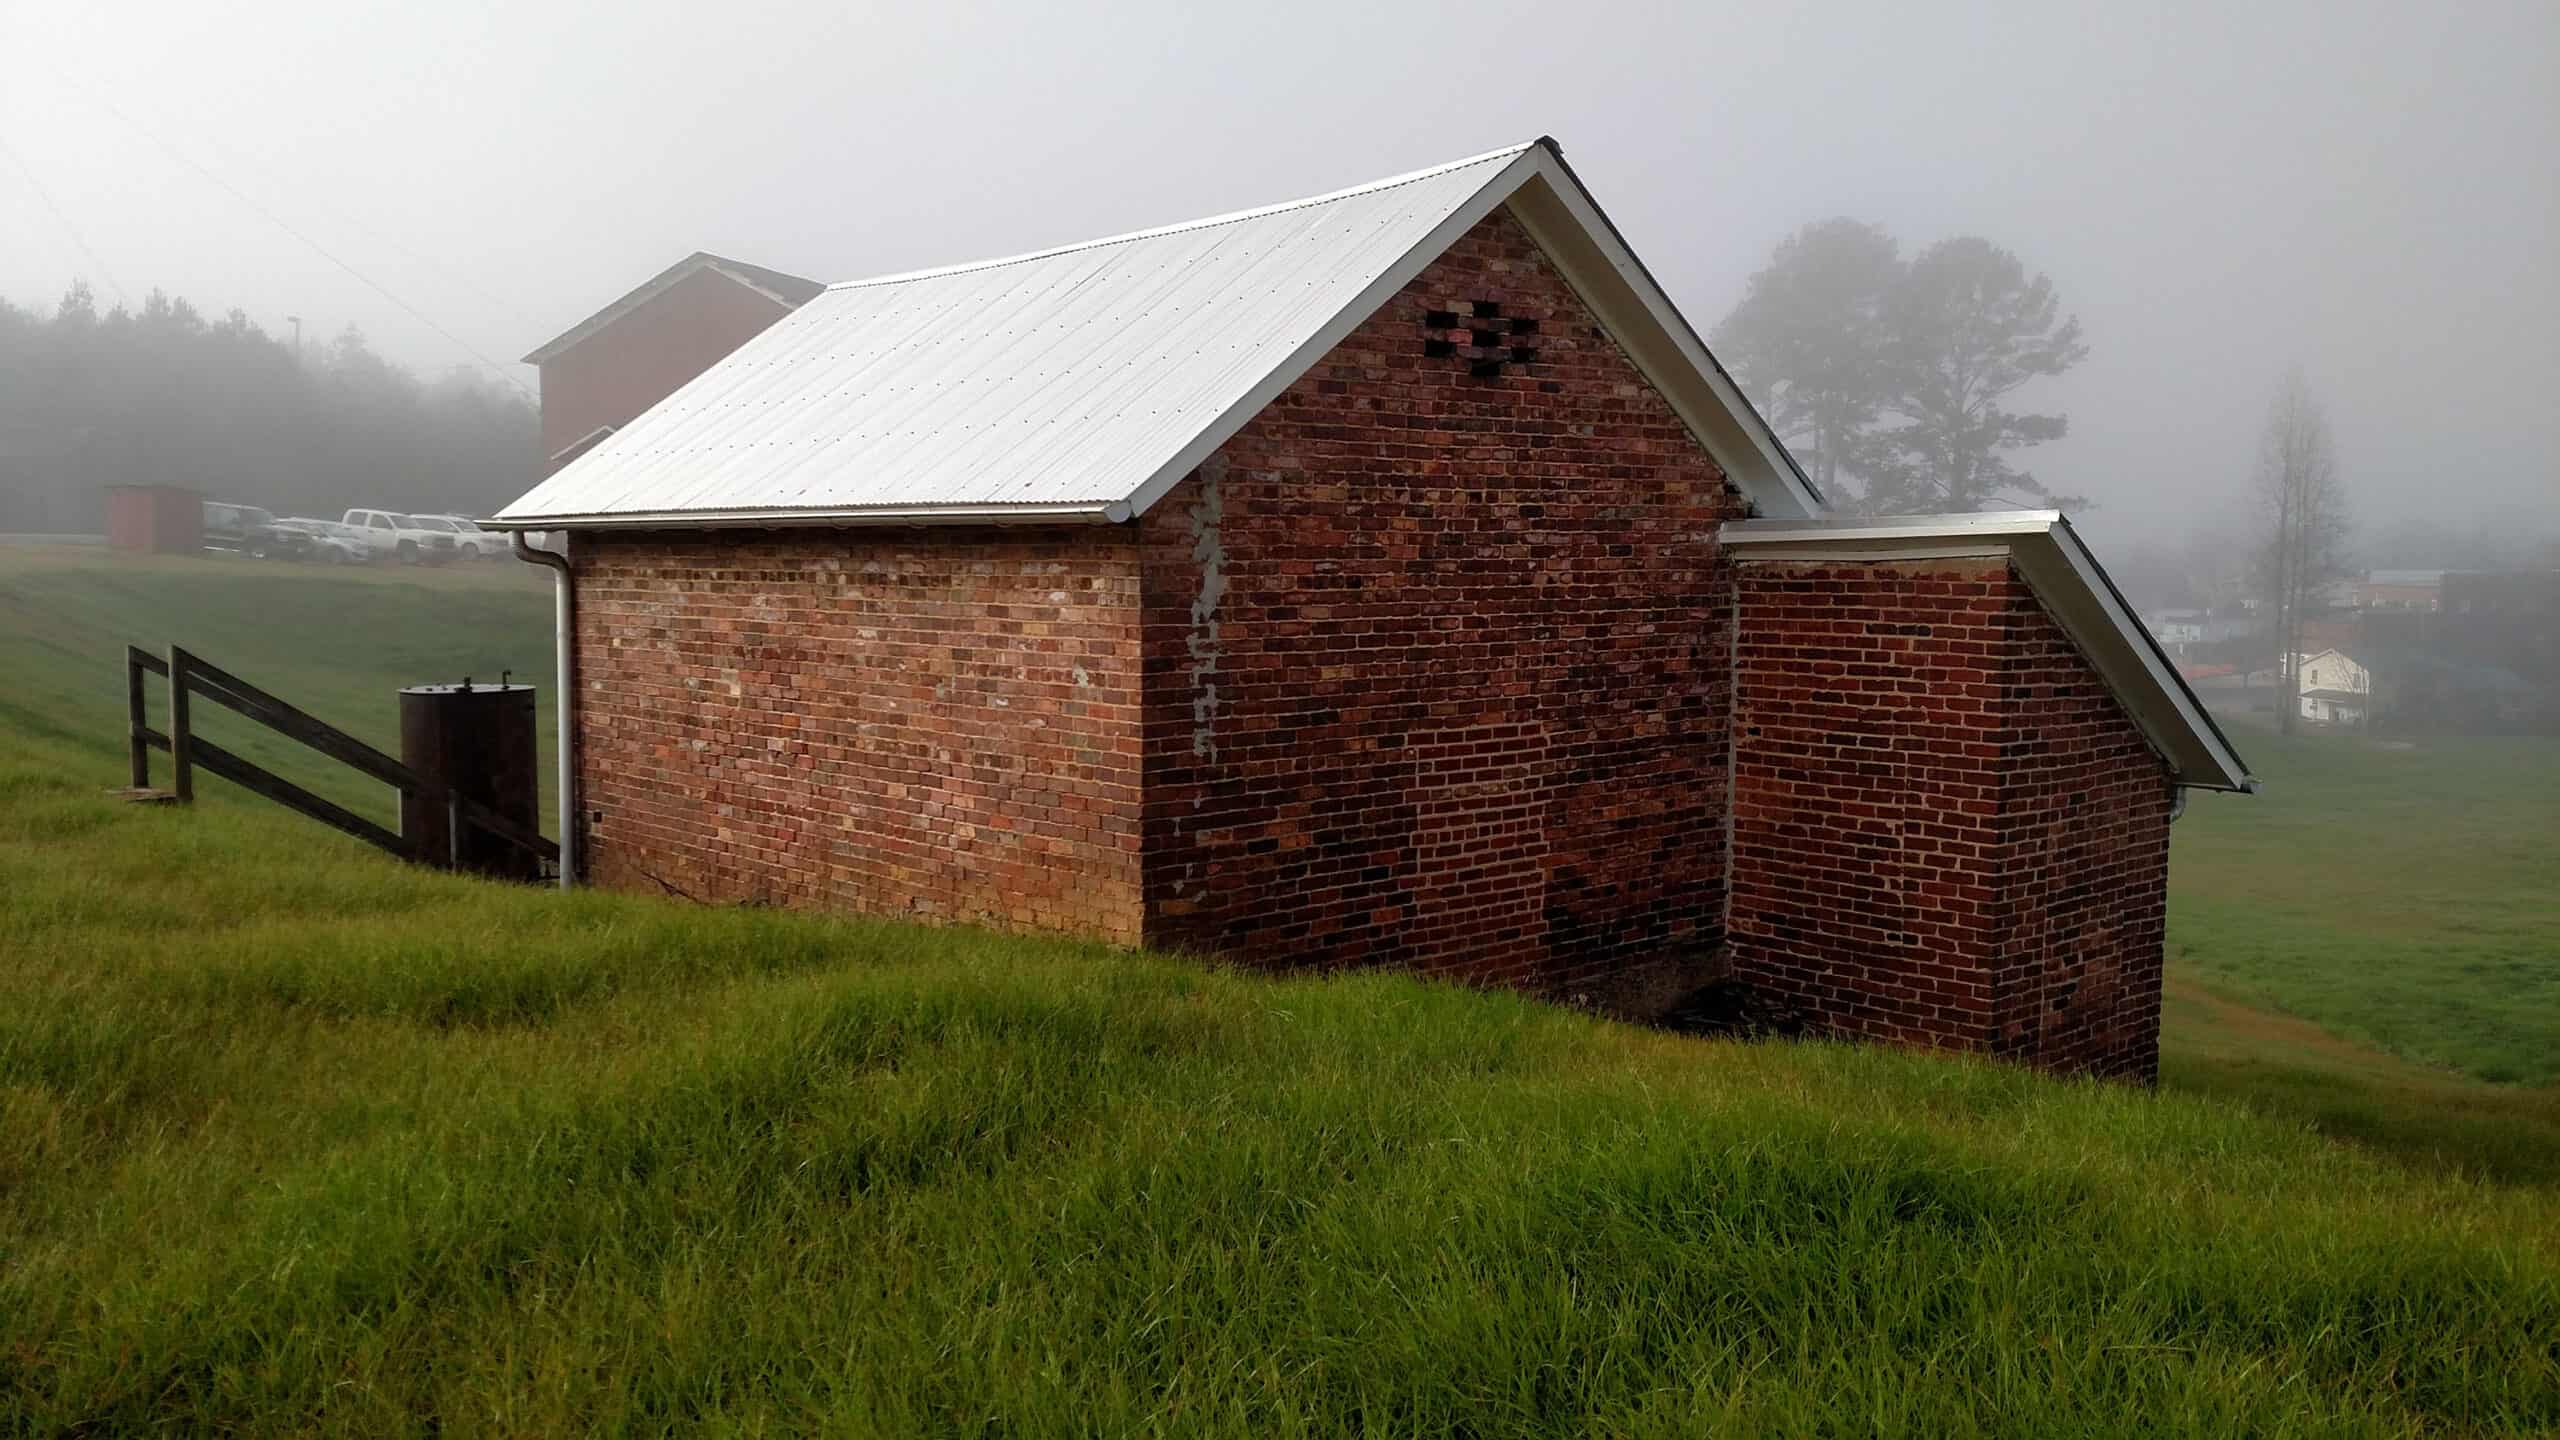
left=521, top=252, right=827, bottom=477
left=104, top=484, right=203, bottom=554
left=2428, top=570, right=2560, bottom=731
left=2292, top=649, right=2372, bottom=726
left=2148, top=609, right=2207, bottom=645
left=2356, top=570, right=2444, bottom=611
left=2145, top=608, right=2261, bottom=660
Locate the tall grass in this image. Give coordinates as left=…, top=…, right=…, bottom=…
left=4, top=727, right=2557, bottom=1436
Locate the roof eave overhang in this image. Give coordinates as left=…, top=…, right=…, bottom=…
left=1721, top=510, right=2259, bottom=794
left=479, top=501, right=1124, bottom=531
left=1504, top=144, right=1825, bottom=520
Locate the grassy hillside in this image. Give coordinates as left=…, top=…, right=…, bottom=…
left=5, top=545, right=2559, bottom=1429
left=2167, top=730, right=2560, bottom=1085
left=2, top=724, right=2556, bottom=1436
left=4, top=544, right=2556, bottom=1187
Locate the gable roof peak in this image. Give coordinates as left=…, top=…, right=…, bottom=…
left=520, top=251, right=825, bottom=366
left=495, top=138, right=1819, bottom=528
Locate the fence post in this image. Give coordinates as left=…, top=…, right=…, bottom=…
left=125, top=649, right=150, bottom=789
left=167, top=646, right=194, bottom=804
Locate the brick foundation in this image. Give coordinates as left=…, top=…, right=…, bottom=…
left=1726, top=558, right=2173, bottom=1080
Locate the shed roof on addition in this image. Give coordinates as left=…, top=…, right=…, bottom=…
left=1719, top=510, right=2259, bottom=794
left=490, top=138, right=1821, bottom=530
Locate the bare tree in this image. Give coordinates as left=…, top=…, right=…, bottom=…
left=2254, top=371, right=2351, bottom=734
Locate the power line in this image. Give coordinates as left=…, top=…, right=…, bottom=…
left=36, top=61, right=531, bottom=396
left=0, top=130, right=130, bottom=306
left=95, top=97, right=545, bottom=332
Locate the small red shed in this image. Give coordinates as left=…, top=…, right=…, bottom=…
left=104, top=485, right=203, bottom=555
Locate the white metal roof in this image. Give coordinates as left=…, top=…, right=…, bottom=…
left=492, top=138, right=1821, bottom=529
left=1719, top=511, right=2259, bottom=793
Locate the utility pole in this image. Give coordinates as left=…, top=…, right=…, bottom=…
left=286, top=314, right=302, bottom=363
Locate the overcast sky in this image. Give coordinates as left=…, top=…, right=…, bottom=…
left=4, top=0, right=2552, bottom=547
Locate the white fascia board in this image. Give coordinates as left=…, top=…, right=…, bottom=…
left=1722, top=510, right=2062, bottom=546
left=2034, top=515, right=2258, bottom=793
left=1720, top=511, right=2258, bottom=793
left=1112, top=147, right=1548, bottom=524
left=477, top=502, right=1119, bottom=531
left=1507, top=149, right=1824, bottom=520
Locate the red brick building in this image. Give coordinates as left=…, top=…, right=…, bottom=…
left=495, top=140, right=2252, bottom=1080
left=522, top=253, right=825, bottom=475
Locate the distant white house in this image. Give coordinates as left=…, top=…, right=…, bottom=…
left=2149, top=610, right=2207, bottom=645
left=2293, top=649, right=2372, bottom=725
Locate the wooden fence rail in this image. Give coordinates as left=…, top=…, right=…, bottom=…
left=123, top=644, right=558, bottom=875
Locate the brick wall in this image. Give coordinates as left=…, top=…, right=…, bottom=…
left=1135, top=207, right=1748, bottom=995
left=1727, top=557, right=2173, bottom=1080
left=1988, top=591, right=2175, bottom=1079
left=551, top=205, right=2180, bottom=1080
left=570, top=529, right=1146, bottom=941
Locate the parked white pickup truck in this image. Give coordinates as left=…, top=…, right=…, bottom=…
left=410, top=514, right=511, bottom=560
left=341, top=508, right=457, bottom=563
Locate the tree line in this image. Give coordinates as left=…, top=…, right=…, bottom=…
left=1713, top=219, right=2404, bottom=731
left=0, top=281, right=535, bottom=534
left=1711, top=219, right=2089, bottom=514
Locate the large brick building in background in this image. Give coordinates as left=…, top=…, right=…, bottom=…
left=521, top=252, right=825, bottom=475
left=496, top=139, right=2253, bottom=1080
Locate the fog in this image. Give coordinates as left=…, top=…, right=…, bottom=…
left=4, top=0, right=2552, bottom=550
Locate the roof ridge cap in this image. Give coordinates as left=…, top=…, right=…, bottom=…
left=821, top=141, right=1541, bottom=294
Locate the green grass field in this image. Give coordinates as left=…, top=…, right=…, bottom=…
left=4, top=545, right=2558, bottom=1433
left=2168, top=732, right=2560, bottom=1085
left=0, top=543, right=557, bottom=830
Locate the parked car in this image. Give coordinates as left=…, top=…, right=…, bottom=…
left=410, top=514, right=510, bottom=559
left=271, top=518, right=372, bottom=565
left=202, top=501, right=292, bottom=559
left=340, top=508, right=457, bottom=563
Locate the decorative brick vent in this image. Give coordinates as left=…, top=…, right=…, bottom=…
left=1421, top=300, right=1540, bottom=376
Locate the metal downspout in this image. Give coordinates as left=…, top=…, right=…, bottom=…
left=511, top=531, right=576, bottom=888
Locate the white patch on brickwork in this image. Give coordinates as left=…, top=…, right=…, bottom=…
left=1186, top=457, right=1228, bottom=766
